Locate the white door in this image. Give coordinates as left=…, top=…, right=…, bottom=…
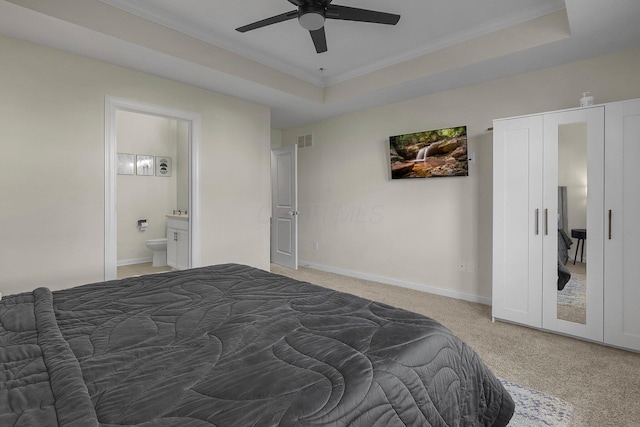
left=271, top=145, right=298, bottom=270
left=604, top=99, right=640, bottom=351
left=493, top=115, right=544, bottom=327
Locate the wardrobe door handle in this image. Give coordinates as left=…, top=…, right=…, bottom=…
left=535, top=209, right=539, bottom=235
left=545, top=209, right=549, bottom=235
left=608, top=210, right=612, bottom=240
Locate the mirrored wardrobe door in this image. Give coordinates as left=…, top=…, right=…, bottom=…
left=557, top=122, right=588, bottom=325
left=542, top=106, right=604, bottom=341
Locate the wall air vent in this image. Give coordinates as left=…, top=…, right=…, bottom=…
left=297, top=134, right=313, bottom=148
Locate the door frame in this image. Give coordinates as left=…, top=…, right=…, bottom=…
left=104, top=96, right=202, bottom=280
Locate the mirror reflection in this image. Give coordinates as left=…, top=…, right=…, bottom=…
left=557, top=122, right=588, bottom=324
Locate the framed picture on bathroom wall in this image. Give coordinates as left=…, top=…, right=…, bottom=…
left=155, top=156, right=172, bottom=177
left=117, top=153, right=134, bottom=175
left=136, top=155, right=154, bottom=176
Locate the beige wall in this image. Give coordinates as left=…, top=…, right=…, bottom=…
left=270, top=128, right=283, bottom=148
left=0, top=34, right=271, bottom=295
left=116, top=111, right=178, bottom=263
left=282, top=47, right=640, bottom=302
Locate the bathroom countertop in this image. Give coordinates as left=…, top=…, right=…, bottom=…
left=166, top=214, right=189, bottom=220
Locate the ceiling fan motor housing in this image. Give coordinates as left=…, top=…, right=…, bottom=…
left=298, top=4, right=325, bottom=31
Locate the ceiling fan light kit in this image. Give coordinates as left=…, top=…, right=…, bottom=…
left=236, top=0, right=400, bottom=53
left=298, top=5, right=325, bottom=31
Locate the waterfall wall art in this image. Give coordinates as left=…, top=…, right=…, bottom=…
left=389, top=126, right=468, bottom=179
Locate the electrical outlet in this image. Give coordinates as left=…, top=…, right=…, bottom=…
left=313, top=241, right=319, bottom=251
left=458, top=260, right=466, bottom=272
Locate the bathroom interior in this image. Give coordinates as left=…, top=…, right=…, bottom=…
left=116, top=110, right=189, bottom=279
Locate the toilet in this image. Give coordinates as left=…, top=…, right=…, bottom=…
left=145, top=238, right=167, bottom=267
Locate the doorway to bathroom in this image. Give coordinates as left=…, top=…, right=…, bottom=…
left=104, top=96, right=201, bottom=281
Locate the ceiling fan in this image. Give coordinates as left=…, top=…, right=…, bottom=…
left=236, top=0, right=400, bottom=54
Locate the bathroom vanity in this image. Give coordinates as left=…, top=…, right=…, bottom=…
left=166, top=215, right=189, bottom=270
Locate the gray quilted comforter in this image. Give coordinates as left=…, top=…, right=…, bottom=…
left=0, top=264, right=513, bottom=426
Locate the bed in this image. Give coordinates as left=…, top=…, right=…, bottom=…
left=1, top=264, right=514, bottom=426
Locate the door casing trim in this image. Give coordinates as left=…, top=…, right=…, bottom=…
left=104, top=96, right=201, bottom=280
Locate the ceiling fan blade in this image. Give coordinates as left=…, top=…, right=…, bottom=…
left=236, top=10, right=298, bottom=32
left=287, top=0, right=305, bottom=5
left=326, top=5, right=400, bottom=25
left=309, top=28, right=327, bottom=53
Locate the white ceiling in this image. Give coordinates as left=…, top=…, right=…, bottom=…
left=95, top=0, right=565, bottom=86
left=1, top=0, right=640, bottom=129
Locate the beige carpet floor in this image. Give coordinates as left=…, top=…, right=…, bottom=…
left=270, top=264, right=640, bottom=427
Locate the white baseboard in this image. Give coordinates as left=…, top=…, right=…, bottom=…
left=298, top=261, right=492, bottom=306
left=117, top=257, right=153, bottom=267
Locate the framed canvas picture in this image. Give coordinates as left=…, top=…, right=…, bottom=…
left=155, top=156, right=172, bottom=177
left=389, top=126, right=468, bottom=179
left=117, top=153, right=134, bottom=175
left=136, top=154, right=154, bottom=176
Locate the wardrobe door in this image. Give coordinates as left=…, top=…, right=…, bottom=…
left=493, top=115, right=543, bottom=327
left=604, top=99, right=640, bottom=351
left=542, top=107, right=604, bottom=341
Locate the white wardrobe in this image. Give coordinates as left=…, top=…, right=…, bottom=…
left=492, top=98, right=640, bottom=352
